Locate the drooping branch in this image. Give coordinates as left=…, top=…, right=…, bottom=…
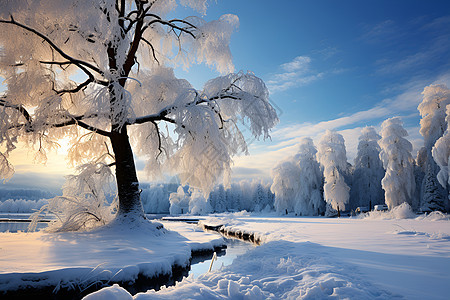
left=2, top=102, right=112, bottom=137
left=150, top=120, right=164, bottom=159
left=0, top=16, right=105, bottom=81
left=141, top=37, right=159, bottom=64
left=0, top=98, right=33, bottom=125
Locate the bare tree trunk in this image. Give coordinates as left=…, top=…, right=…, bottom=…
left=110, top=127, right=145, bottom=220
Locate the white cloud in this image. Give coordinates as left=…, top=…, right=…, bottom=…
left=266, top=56, right=326, bottom=93
left=280, top=56, right=311, bottom=72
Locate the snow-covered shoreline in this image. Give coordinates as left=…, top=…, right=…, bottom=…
left=0, top=220, right=225, bottom=297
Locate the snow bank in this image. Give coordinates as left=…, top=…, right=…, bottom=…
left=416, top=211, right=450, bottom=221
left=357, top=203, right=450, bottom=220
left=357, top=202, right=417, bottom=220
left=83, top=284, right=133, bottom=300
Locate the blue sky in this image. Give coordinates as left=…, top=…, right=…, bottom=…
left=2, top=0, right=450, bottom=190
left=177, top=0, right=450, bottom=181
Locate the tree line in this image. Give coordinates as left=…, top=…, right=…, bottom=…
left=271, top=84, right=450, bottom=216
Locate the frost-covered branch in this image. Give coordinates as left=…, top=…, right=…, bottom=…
left=0, top=98, right=32, bottom=125
left=52, top=119, right=111, bottom=137
left=0, top=16, right=105, bottom=80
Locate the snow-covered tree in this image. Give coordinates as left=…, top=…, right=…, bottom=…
left=417, top=84, right=449, bottom=211
left=351, top=127, right=384, bottom=210
left=317, top=130, right=350, bottom=216
left=140, top=182, right=178, bottom=214
left=432, top=104, right=450, bottom=208
left=0, top=1, right=278, bottom=226
left=293, top=138, right=324, bottom=216
left=209, top=184, right=226, bottom=213
left=169, top=186, right=189, bottom=215
left=271, top=160, right=300, bottom=214
left=379, top=117, right=415, bottom=210
left=252, top=183, right=269, bottom=212
left=188, top=188, right=211, bottom=215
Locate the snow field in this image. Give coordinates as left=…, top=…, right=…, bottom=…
left=88, top=214, right=450, bottom=299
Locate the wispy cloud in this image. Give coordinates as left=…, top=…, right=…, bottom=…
left=266, top=56, right=325, bottom=93
left=376, top=34, right=450, bottom=75
left=361, top=20, right=398, bottom=43
left=362, top=15, right=450, bottom=76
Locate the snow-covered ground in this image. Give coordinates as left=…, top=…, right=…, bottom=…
left=2, top=210, right=449, bottom=299
left=86, top=211, right=450, bottom=300
left=0, top=219, right=224, bottom=294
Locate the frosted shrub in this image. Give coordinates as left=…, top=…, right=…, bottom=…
left=140, top=183, right=177, bottom=214
left=208, top=181, right=274, bottom=213
left=359, top=202, right=416, bottom=220
left=29, top=163, right=116, bottom=232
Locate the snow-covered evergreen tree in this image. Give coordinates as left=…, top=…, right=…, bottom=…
left=418, top=84, right=449, bottom=211
left=379, top=117, right=416, bottom=209
left=209, top=184, right=226, bottom=213
left=294, top=138, right=324, bottom=216
left=317, top=130, right=350, bottom=216
left=351, top=127, right=384, bottom=210
left=432, top=104, right=450, bottom=210
left=252, top=183, right=270, bottom=212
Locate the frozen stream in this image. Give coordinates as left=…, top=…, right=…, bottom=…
left=189, top=237, right=255, bottom=278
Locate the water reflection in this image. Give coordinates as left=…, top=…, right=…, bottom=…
left=189, top=238, right=255, bottom=278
